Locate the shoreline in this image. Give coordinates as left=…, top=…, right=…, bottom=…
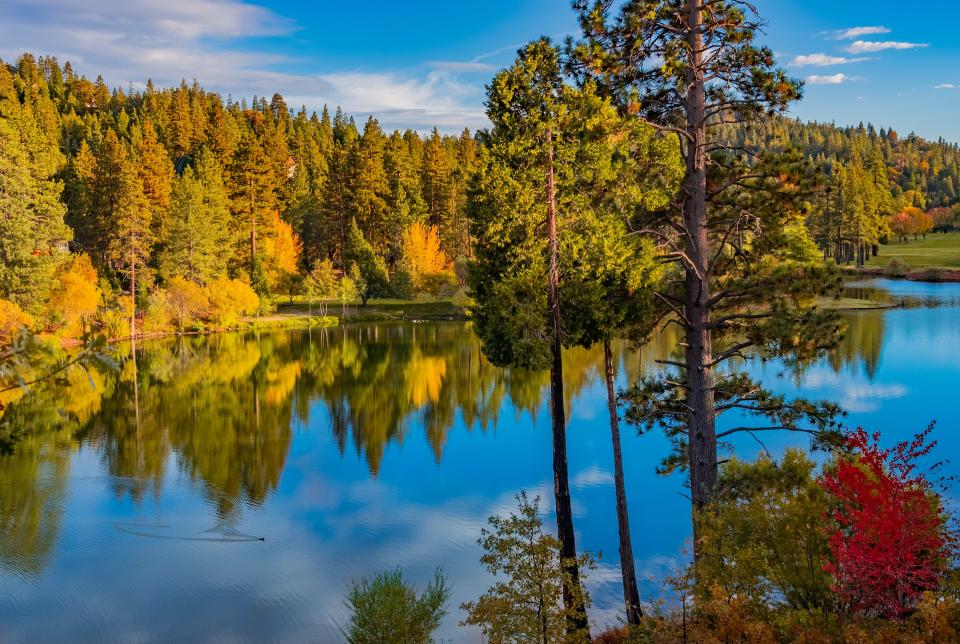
left=840, top=265, right=960, bottom=283
left=58, top=301, right=469, bottom=348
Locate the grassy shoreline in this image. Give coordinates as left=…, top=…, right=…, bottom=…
left=63, top=299, right=468, bottom=347
left=273, top=298, right=468, bottom=322
left=840, top=231, right=960, bottom=282
left=840, top=264, right=960, bottom=282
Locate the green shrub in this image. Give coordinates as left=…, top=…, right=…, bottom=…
left=884, top=257, right=909, bottom=277
left=97, top=301, right=132, bottom=339
left=344, top=568, right=449, bottom=644
left=450, top=287, right=473, bottom=312
left=141, top=290, right=174, bottom=334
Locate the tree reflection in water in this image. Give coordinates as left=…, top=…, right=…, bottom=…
left=0, top=314, right=885, bottom=577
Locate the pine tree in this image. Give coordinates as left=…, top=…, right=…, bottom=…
left=422, top=129, right=453, bottom=250
left=385, top=130, right=426, bottom=253
left=449, top=128, right=477, bottom=257
left=571, top=0, right=844, bottom=560
left=106, top=143, right=154, bottom=339
left=64, top=140, right=98, bottom=257
left=159, top=149, right=231, bottom=284
left=167, top=82, right=193, bottom=159
left=0, top=73, right=70, bottom=311
left=348, top=117, right=390, bottom=252
left=470, top=39, right=623, bottom=637
left=133, top=121, right=174, bottom=242
left=343, top=219, right=389, bottom=304
left=228, top=126, right=275, bottom=277
left=92, top=130, right=130, bottom=274
left=313, top=141, right=352, bottom=268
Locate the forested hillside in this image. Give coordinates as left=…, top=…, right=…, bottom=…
left=2, top=51, right=960, bottom=342
left=1, top=53, right=475, bottom=339
left=728, top=117, right=960, bottom=264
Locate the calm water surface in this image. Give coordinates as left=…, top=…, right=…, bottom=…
left=2, top=278, right=959, bottom=642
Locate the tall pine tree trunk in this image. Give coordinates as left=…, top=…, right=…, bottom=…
left=129, top=248, right=137, bottom=347
left=683, top=0, right=718, bottom=553
left=545, top=126, right=589, bottom=637
left=129, top=242, right=140, bottom=433
left=249, top=180, right=258, bottom=271
left=604, top=339, right=642, bottom=625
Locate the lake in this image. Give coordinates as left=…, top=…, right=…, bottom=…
left=2, top=278, right=959, bottom=642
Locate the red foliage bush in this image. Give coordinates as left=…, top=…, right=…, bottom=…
left=820, top=426, right=954, bottom=619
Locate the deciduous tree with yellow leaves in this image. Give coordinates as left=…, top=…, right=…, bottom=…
left=401, top=222, right=452, bottom=293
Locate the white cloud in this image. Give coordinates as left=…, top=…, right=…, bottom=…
left=935, top=83, right=957, bottom=89
left=285, top=70, right=487, bottom=131
left=827, top=26, right=891, bottom=40
left=788, top=53, right=867, bottom=67
left=572, top=465, right=614, bottom=489
left=841, top=383, right=908, bottom=412
left=427, top=61, right=495, bottom=73
left=845, top=40, right=928, bottom=54
left=806, top=73, right=852, bottom=85
left=0, top=0, right=489, bottom=133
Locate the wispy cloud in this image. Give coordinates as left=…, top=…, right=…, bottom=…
left=825, top=26, right=891, bottom=40
left=840, top=383, right=908, bottom=413
left=845, top=40, right=928, bottom=54
left=934, top=83, right=956, bottom=89
left=806, top=73, right=853, bottom=85
left=571, top=465, right=614, bottom=490
left=788, top=53, right=867, bottom=67
left=287, top=70, right=487, bottom=131
left=427, top=61, right=495, bottom=73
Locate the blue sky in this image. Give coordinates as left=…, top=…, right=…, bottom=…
left=2, top=0, right=957, bottom=140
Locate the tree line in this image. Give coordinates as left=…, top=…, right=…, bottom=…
left=0, top=53, right=473, bottom=341
left=2, top=49, right=959, bottom=339
left=731, top=116, right=960, bottom=265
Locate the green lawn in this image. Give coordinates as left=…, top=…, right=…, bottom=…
left=867, top=231, right=960, bottom=269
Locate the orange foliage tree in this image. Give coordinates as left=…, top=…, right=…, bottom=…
left=912, top=208, right=934, bottom=239
left=46, top=253, right=102, bottom=337
left=402, top=222, right=452, bottom=292
left=0, top=299, right=33, bottom=346
left=204, top=278, right=260, bottom=328
left=928, top=207, right=954, bottom=232
left=165, top=276, right=209, bottom=330
left=262, top=211, right=302, bottom=291
left=889, top=207, right=932, bottom=243
left=888, top=210, right=914, bottom=243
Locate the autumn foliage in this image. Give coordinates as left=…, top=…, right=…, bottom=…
left=46, top=253, right=101, bottom=337
left=263, top=211, right=302, bottom=289
left=402, top=222, right=452, bottom=292
left=820, top=427, right=954, bottom=619
left=928, top=206, right=955, bottom=231
left=0, top=299, right=32, bottom=346
left=888, top=207, right=934, bottom=243
left=205, top=278, right=260, bottom=328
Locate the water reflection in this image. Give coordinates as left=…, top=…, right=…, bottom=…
left=829, top=310, right=885, bottom=378
left=1, top=279, right=958, bottom=641
left=0, top=322, right=681, bottom=580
